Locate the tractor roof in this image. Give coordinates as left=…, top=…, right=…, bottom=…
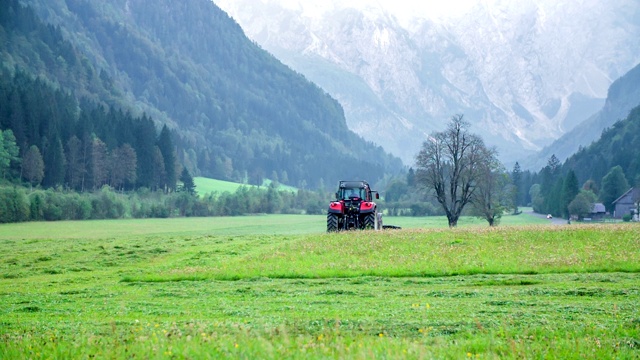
left=339, top=180, right=369, bottom=189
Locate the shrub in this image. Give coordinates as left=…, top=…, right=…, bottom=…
left=92, top=186, right=126, bottom=219
left=29, top=192, right=44, bottom=221
left=622, top=214, right=632, bottom=222
left=0, top=187, right=30, bottom=223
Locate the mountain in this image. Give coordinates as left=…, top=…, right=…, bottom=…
left=215, top=0, right=640, bottom=164
left=524, top=62, right=640, bottom=170
left=563, top=103, right=640, bottom=189
left=5, top=0, right=402, bottom=189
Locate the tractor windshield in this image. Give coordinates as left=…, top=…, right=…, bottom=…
left=341, top=187, right=365, bottom=200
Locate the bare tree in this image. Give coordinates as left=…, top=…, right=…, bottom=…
left=109, top=144, right=137, bottom=191
left=415, top=114, right=495, bottom=227
left=91, top=138, right=109, bottom=190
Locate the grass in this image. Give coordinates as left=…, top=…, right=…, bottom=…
left=0, top=209, right=548, bottom=241
left=0, top=215, right=326, bottom=240
left=194, top=177, right=251, bottom=195
left=194, top=177, right=297, bottom=196
left=1, top=218, right=639, bottom=358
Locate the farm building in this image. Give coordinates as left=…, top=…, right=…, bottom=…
left=588, top=203, right=607, bottom=220
left=612, top=187, right=640, bottom=219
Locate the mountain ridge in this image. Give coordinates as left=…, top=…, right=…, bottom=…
left=524, top=62, right=640, bottom=170
left=11, top=0, right=402, bottom=188
left=216, top=0, right=640, bottom=165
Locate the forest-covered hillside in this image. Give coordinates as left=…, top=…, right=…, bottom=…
left=516, top=104, right=640, bottom=219
left=563, top=105, right=640, bottom=190
left=1, top=0, right=401, bottom=190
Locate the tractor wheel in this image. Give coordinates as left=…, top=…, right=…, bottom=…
left=327, top=213, right=339, bottom=232
left=363, top=212, right=376, bottom=229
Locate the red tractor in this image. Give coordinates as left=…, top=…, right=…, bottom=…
left=327, top=180, right=381, bottom=232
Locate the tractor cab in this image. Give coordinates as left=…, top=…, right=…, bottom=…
left=336, top=181, right=378, bottom=202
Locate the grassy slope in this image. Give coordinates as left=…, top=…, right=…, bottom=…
left=193, top=177, right=297, bottom=195
left=193, top=177, right=247, bottom=194
left=1, top=220, right=639, bottom=358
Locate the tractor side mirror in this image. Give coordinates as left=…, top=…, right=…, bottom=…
left=375, top=192, right=379, bottom=199
left=335, top=192, right=339, bottom=200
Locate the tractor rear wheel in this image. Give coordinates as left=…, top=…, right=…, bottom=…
left=363, top=212, right=376, bottom=229
left=327, top=213, right=339, bottom=232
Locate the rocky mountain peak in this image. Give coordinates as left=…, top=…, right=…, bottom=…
left=216, top=0, right=640, bottom=165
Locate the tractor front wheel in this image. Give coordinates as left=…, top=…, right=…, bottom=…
left=363, top=212, right=376, bottom=230
left=327, top=213, right=339, bottom=232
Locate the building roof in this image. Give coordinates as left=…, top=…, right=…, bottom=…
left=592, top=203, right=606, bottom=213
left=612, top=187, right=639, bottom=205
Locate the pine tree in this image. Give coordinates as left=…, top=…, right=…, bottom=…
left=65, top=135, right=84, bottom=190
left=511, top=162, right=522, bottom=213
left=43, top=135, right=65, bottom=187
left=561, top=170, right=579, bottom=219
left=179, top=168, right=196, bottom=195
left=157, top=125, right=176, bottom=192
left=22, top=145, right=44, bottom=189
left=135, top=116, right=156, bottom=189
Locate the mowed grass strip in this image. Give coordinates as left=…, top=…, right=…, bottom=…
left=126, top=224, right=640, bottom=282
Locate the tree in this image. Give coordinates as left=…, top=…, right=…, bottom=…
left=385, top=179, right=408, bottom=202
left=470, top=147, right=511, bottom=226
left=568, top=190, right=597, bottom=220
left=511, top=162, right=522, bottom=214
left=415, top=114, right=496, bottom=227
left=529, top=184, right=543, bottom=213
left=406, top=168, right=416, bottom=186
left=0, top=130, right=20, bottom=179
left=152, top=146, right=166, bottom=191
left=43, top=135, right=66, bottom=187
left=65, top=135, right=85, bottom=190
left=546, top=176, right=564, bottom=217
left=157, top=125, right=176, bottom=192
left=0, top=131, right=11, bottom=178
left=91, top=137, right=108, bottom=190
left=135, top=116, right=156, bottom=188
left=582, top=179, right=598, bottom=194
left=109, top=144, right=137, bottom=190
left=599, top=166, right=629, bottom=212
left=561, top=170, right=579, bottom=219
left=22, top=145, right=44, bottom=189
left=179, top=168, right=196, bottom=195
left=540, top=155, right=561, bottom=196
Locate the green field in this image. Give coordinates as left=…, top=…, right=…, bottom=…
left=0, top=210, right=550, bottom=240
left=1, top=216, right=639, bottom=359
left=194, top=177, right=297, bottom=195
